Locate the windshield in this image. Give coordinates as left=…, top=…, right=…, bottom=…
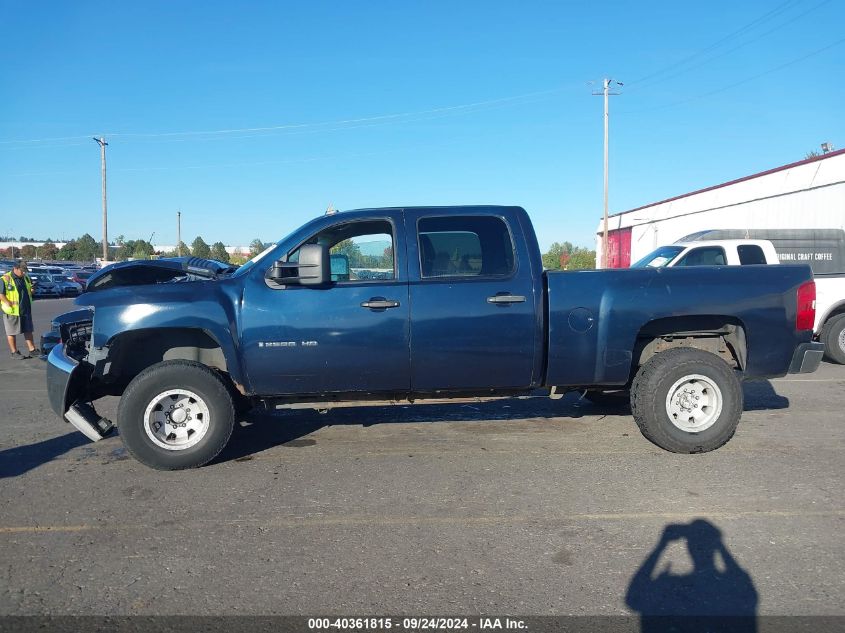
left=235, top=243, right=277, bottom=276
left=630, top=246, right=685, bottom=268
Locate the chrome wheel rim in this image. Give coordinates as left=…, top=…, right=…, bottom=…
left=143, top=389, right=210, bottom=451
left=665, top=374, right=723, bottom=433
left=838, top=327, right=845, bottom=353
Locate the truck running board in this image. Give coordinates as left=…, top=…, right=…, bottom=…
left=65, top=403, right=115, bottom=442
left=272, top=393, right=549, bottom=411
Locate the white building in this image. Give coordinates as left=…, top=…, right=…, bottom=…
left=596, top=148, right=845, bottom=268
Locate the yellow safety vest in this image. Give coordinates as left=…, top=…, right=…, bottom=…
left=1, top=272, right=33, bottom=317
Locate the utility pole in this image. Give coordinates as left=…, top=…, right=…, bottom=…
left=592, top=79, right=622, bottom=268
left=93, top=137, right=109, bottom=261
left=177, top=211, right=182, bottom=256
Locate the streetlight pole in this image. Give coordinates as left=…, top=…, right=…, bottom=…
left=93, top=137, right=109, bottom=262
left=177, top=210, right=182, bottom=256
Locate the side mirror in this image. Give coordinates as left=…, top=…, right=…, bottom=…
left=298, top=243, right=330, bottom=286
left=269, top=243, right=329, bottom=286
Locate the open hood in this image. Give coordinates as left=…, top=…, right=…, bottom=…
left=85, top=257, right=236, bottom=292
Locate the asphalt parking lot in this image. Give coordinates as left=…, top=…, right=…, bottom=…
left=0, top=298, right=843, bottom=618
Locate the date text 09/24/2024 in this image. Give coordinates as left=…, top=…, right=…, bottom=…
left=307, top=617, right=526, bottom=630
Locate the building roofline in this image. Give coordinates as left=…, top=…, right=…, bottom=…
left=609, top=147, right=845, bottom=219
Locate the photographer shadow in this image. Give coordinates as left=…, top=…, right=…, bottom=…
left=626, top=519, right=758, bottom=633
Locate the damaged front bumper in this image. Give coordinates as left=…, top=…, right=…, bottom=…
left=47, top=344, right=113, bottom=442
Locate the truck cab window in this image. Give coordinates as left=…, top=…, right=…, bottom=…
left=738, top=244, right=766, bottom=265
left=675, top=247, right=727, bottom=267
left=418, top=216, right=514, bottom=278
left=290, top=219, right=395, bottom=282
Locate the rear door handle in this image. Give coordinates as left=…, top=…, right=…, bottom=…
left=487, top=294, right=526, bottom=304
left=361, top=297, right=401, bottom=310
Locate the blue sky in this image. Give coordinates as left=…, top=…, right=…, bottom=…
left=1, top=0, right=843, bottom=251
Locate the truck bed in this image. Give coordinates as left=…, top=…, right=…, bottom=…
left=544, top=265, right=815, bottom=387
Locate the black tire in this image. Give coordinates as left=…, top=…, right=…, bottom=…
left=117, top=360, right=235, bottom=470
left=821, top=314, right=845, bottom=365
left=631, top=347, right=743, bottom=454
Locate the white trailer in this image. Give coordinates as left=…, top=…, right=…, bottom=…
left=596, top=149, right=845, bottom=269
left=598, top=149, right=845, bottom=362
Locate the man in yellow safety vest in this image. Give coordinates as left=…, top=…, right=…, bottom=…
left=1, top=260, right=37, bottom=359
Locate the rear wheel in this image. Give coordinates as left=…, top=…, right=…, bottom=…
left=821, top=314, right=845, bottom=364
left=631, top=347, right=742, bottom=453
left=117, top=360, right=235, bottom=470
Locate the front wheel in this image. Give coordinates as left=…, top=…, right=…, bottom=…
left=117, top=360, right=235, bottom=470
left=631, top=347, right=743, bottom=453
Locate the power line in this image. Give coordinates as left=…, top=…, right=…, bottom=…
left=619, top=35, right=845, bottom=115
left=626, top=0, right=805, bottom=88
left=0, top=86, right=571, bottom=146
left=626, top=0, right=834, bottom=93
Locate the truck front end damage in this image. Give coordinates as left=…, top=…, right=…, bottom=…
left=46, top=312, right=115, bottom=441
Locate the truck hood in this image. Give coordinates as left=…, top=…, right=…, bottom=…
left=85, top=257, right=236, bottom=292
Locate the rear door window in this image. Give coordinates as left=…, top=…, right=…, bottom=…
left=417, top=216, right=515, bottom=278
left=738, top=245, right=767, bottom=265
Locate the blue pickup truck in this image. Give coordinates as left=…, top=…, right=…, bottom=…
left=46, top=206, right=824, bottom=469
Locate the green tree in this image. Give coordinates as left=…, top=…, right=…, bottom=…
left=131, top=240, right=154, bottom=259
left=41, top=240, right=59, bottom=260
left=74, top=233, right=100, bottom=261
left=567, top=248, right=597, bottom=270
left=58, top=240, right=78, bottom=261
left=20, top=244, right=36, bottom=259
left=115, top=238, right=133, bottom=261
left=210, top=241, right=230, bottom=263
left=162, top=241, right=192, bottom=257
left=542, top=241, right=596, bottom=270
left=331, top=238, right=361, bottom=261
left=249, top=238, right=266, bottom=256
left=191, top=236, right=211, bottom=259
left=381, top=246, right=394, bottom=269
left=542, top=242, right=574, bottom=270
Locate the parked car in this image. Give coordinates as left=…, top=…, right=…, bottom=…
left=631, top=240, right=778, bottom=268
left=67, top=270, right=93, bottom=290
left=29, top=273, right=60, bottom=298
left=45, top=206, right=824, bottom=470
left=37, top=268, right=80, bottom=296
left=55, top=276, right=83, bottom=297
left=632, top=237, right=845, bottom=364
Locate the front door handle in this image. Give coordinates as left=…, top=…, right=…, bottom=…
left=487, top=294, right=526, bottom=305
left=361, top=297, right=401, bottom=310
